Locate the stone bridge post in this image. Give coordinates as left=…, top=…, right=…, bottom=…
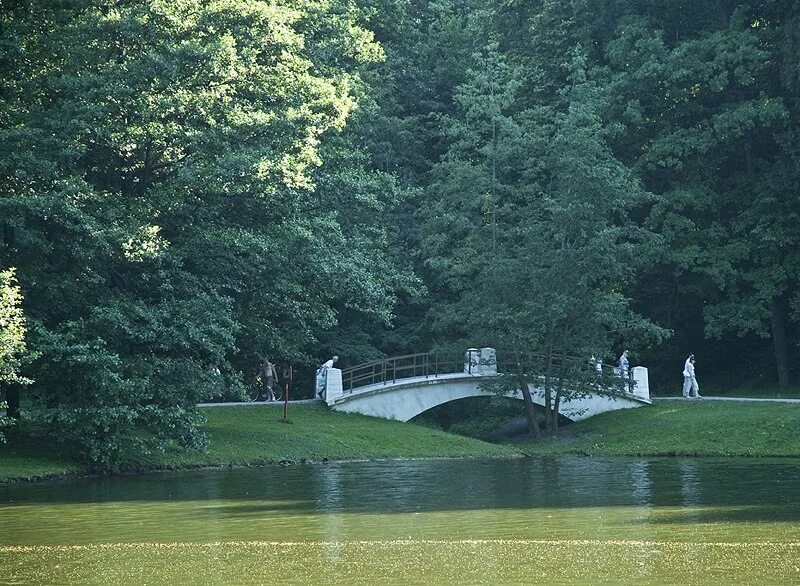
left=480, top=347, right=497, bottom=374
left=631, top=366, right=650, bottom=401
left=324, top=368, right=343, bottom=402
left=464, top=347, right=496, bottom=375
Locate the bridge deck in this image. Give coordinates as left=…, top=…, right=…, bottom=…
left=336, top=371, right=648, bottom=403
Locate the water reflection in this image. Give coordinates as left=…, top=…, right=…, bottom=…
left=2, top=457, right=800, bottom=545
left=630, top=461, right=653, bottom=505
left=3, top=457, right=800, bottom=584
left=678, top=460, right=700, bottom=508
left=318, top=465, right=344, bottom=561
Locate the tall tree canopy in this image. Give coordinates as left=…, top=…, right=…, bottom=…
left=0, top=0, right=408, bottom=467
left=379, top=0, right=800, bottom=391
left=2, top=0, right=798, bottom=463
left=595, top=1, right=800, bottom=387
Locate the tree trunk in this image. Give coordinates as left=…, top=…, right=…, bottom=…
left=552, top=375, right=565, bottom=437
left=770, top=295, right=790, bottom=388
left=543, top=350, right=554, bottom=435
left=516, top=361, right=541, bottom=440
left=4, top=385, right=20, bottom=419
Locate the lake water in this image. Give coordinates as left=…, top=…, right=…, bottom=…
left=2, top=456, right=800, bottom=584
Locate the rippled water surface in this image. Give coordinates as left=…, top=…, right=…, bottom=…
left=2, top=456, right=800, bottom=584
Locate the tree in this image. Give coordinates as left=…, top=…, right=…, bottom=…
left=0, top=0, right=403, bottom=468
left=422, top=46, right=667, bottom=436
left=0, top=267, right=26, bottom=438
left=596, top=2, right=800, bottom=387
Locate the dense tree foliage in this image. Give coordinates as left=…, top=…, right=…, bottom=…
left=592, top=1, right=800, bottom=389
left=366, top=0, right=799, bottom=392
left=0, top=267, right=26, bottom=440
left=0, top=268, right=26, bottom=385
left=0, top=0, right=408, bottom=467
left=1, top=0, right=797, bottom=463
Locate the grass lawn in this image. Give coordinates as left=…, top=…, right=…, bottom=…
left=0, top=430, right=83, bottom=480
left=152, top=404, right=517, bottom=469
left=0, top=404, right=516, bottom=482
left=518, top=400, right=800, bottom=457
left=3, top=400, right=800, bottom=483
left=705, top=387, right=800, bottom=399
left=652, top=387, right=800, bottom=399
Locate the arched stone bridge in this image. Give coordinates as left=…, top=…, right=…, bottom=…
left=321, top=348, right=651, bottom=422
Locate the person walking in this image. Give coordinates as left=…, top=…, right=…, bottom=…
left=682, top=354, right=700, bottom=399
left=618, top=350, right=630, bottom=380
left=262, top=357, right=278, bottom=401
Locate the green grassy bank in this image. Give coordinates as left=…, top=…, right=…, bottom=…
left=0, top=405, right=516, bottom=483
left=519, top=400, right=800, bottom=457
left=2, top=400, right=799, bottom=483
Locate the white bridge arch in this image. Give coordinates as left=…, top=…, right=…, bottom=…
left=322, top=348, right=650, bottom=422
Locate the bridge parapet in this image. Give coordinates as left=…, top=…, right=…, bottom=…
left=328, top=348, right=649, bottom=403
left=632, top=366, right=649, bottom=400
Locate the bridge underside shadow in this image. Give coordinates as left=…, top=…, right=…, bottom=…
left=326, top=373, right=650, bottom=423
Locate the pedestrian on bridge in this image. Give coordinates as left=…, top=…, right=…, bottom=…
left=617, top=350, right=630, bottom=380
left=316, top=355, right=339, bottom=399
left=682, top=354, right=700, bottom=399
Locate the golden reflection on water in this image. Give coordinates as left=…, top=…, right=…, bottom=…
left=2, top=539, right=800, bottom=584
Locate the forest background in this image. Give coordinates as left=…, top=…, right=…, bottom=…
left=1, top=0, right=798, bottom=468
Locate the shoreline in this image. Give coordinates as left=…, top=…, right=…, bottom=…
left=3, top=401, right=800, bottom=484
left=6, top=448, right=800, bottom=486
left=0, top=452, right=529, bottom=485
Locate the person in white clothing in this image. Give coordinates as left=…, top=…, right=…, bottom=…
left=618, top=350, right=630, bottom=379
left=591, top=355, right=603, bottom=375
left=682, top=354, right=700, bottom=399
left=316, top=355, right=339, bottom=398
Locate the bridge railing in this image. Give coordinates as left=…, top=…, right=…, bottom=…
left=341, top=352, right=464, bottom=393
left=496, top=357, right=636, bottom=395
left=340, top=350, right=639, bottom=395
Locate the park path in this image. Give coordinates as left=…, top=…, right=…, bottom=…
left=200, top=396, right=800, bottom=407
left=654, top=396, right=800, bottom=404
left=198, top=399, right=324, bottom=407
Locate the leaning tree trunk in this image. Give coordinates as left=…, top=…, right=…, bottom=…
left=543, top=350, right=555, bottom=436
left=552, top=375, right=565, bottom=437
left=515, top=361, right=541, bottom=440
left=770, top=295, right=790, bottom=388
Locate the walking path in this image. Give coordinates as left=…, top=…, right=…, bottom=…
left=201, top=396, right=800, bottom=407
left=654, top=396, right=800, bottom=404
left=198, top=399, right=324, bottom=408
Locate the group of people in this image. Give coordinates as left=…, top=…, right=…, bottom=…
left=608, top=349, right=700, bottom=399
left=259, top=355, right=339, bottom=402
left=261, top=351, right=700, bottom=401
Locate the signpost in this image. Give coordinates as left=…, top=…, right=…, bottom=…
left=282, top=365, right=292, bottom=422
